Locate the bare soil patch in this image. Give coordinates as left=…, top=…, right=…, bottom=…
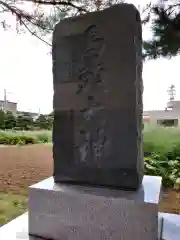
left=159, top=189, right=180, bottom=214
left=0, top=144, right=53, bottom=195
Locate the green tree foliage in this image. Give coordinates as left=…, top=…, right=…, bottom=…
left=1, top=0, right=179, bottom=59
left=0, top=0, right=125, bottom=46
left=0, top=110, right=5, bottom=129
left=16, top=114, right=34, bottom=130
left=47, top=111, right=54, bottom=126
left=0, top=111, right=53, bottom=130
left=35, top=114, right=53, bottom=130
left=143, top=1, right=180, bottom=59
left=4, top=111, right=16, bottom=129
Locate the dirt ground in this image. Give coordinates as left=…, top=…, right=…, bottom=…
left=0, top=144, right=180, bottom=214
left=0, top=144, right=53, bottom=195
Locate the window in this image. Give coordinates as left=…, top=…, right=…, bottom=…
left=157, top=119, right=178, bottom=127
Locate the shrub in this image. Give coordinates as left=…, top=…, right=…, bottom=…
left=36, top=133, right=51, bottom=143
left=0, top=130, right=51, bottom=145
left=0, top=135, right=38, bottom=145
left=19, top=136, right=38, bottom=145
left=145, top=154, right=180, bottom=189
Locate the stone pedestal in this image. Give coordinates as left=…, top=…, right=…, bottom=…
left=29, top=175, right=162, bottom=240
left=1, top=211, right=180, bottom=240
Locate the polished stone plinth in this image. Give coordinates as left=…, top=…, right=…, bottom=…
left=28, top=176, right=161, bottom=240
left=1, top=212, right=180, bottom=240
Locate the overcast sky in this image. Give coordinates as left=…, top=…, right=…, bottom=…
left=0, top=0, right=179, bottom=114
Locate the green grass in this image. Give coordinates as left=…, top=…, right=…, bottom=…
left=143, top=125, right=180, bottom=158
left=0, top=193, right=27, bottom=225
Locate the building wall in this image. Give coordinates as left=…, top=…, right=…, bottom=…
left=143, top=109, right=180, bottom=126
left=0, top=101, right=17, bottom=115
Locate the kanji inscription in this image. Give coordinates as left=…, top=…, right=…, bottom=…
left=76, top=25, right=110, bottom=166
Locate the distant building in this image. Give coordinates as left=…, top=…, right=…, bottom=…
left=0, top=101, right=39, bottom=119
left=0, top=100, right=17, bottom=115
left=17, top=111, right=39, bottom=119
left=143, top=100, right=180, bottom=127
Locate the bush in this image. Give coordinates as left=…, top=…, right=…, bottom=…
left=0, top=135, right=38, bottom=145
left=36, top=133, right=51, bottom=143
left=0, top=130, right=51, bottom=145
left=145, top=154, right=180, bottom=189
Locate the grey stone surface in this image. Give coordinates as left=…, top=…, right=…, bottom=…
left=52, top=3, right=144, bottom=189
left=28, top=176, right=161, bottom=240
left=159, top=212, right=180, bottom=240
left=1, top=212, right=180, bottom=240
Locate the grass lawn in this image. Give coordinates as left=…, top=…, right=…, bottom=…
left=0, top=193, right=27, bottom=225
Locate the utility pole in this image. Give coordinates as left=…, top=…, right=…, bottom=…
left=3, top=89, right=7, bottom=113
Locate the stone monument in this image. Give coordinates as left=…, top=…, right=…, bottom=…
left=28, top=4, right=162, bottom=240
left=53, top=3, right=143, bottom=190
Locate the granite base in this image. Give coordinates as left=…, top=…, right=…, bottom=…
left=1, top=212, right=180, bottom=240
left=28, top=175, right=162, bottom=240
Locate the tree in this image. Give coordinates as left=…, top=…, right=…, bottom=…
left=4, top=111, right=16, bottom=129
left=0, top=110, right=5, bottom=129
left=143, top=1, right=180, bottom=59
left=16, top=113, right=34, bottom=130
left=47, top=112, right=54, bottom=127
left=35, top=114, right=52, bottom=129
left=2, top=0, right=179, bottom=59
left=0, top=0, right=125, bottom=46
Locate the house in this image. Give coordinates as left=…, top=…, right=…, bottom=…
left=0, top=100, right=17, bottom=115
left=143, top=100, right=180, bottom=126
left=0, top=101, right=39, bottom=119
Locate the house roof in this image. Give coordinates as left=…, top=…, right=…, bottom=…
left=0, top=100, right=17, bottom=105
left=17, top=111, right=38, bottom=116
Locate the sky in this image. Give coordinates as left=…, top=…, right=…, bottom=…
left=0, top=0, right=179, bottom=114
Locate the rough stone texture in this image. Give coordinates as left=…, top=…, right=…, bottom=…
left=52, top=3, right=144, bottom=190
left=28, top=176, right=161, bottom=240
